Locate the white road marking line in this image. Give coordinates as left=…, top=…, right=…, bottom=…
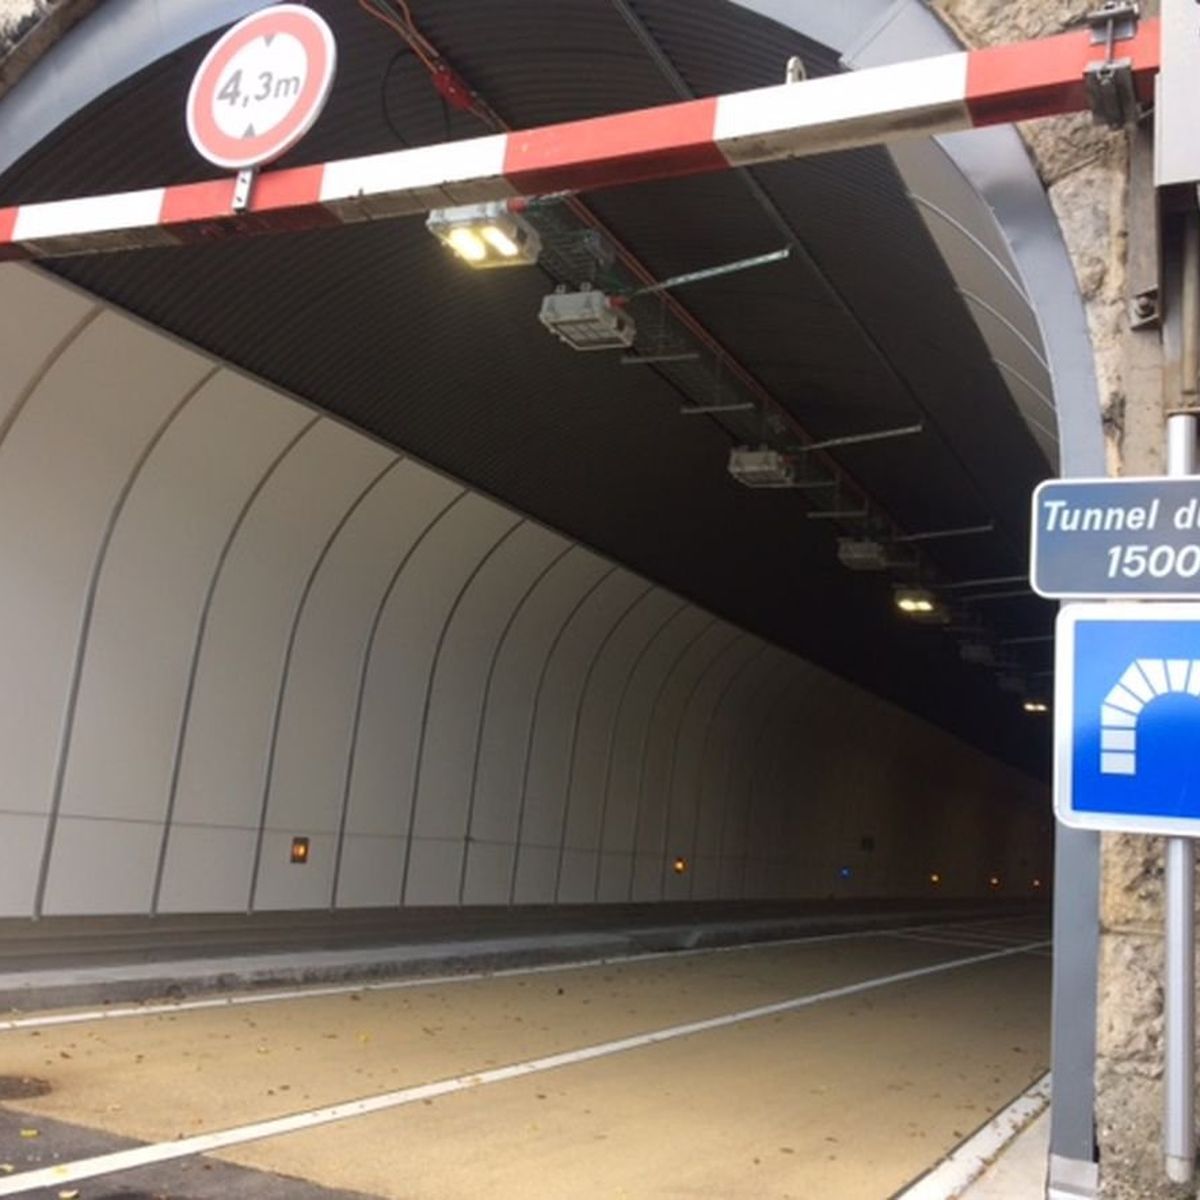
left=0, top=916, right=1019, bottom=1032
left=884, top=931, right=1048, bottom=954
left=0, top=937, right=1049, bottom=1197
left=892, top=1072, right=1052, bottom=1200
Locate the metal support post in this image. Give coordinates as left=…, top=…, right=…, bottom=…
left=1164, top=412, right=1197, bottom=1185
left=1162, top=206, right=1200, bottom=1185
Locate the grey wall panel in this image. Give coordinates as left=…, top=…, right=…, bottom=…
left=251, top=453, right=403, bottom=913
left=0, top=266, right=96, bottom=436
left=404, top=521, right=563, bottom=907
left=45, top=373, right=308, bottom=914
left=0, top=310, right=211, bottom=916
left=0, top=267, right=1053, bottom=919
left=515, top=585, right=671, bottom=904
left=461, top=547, right=609, bottom=906
left=682, top=637, right=766, bottom=901
left=515, top=568, right=641, bottom=903
left=719, top=656, right=803, bottom=896
left=688, top=641, right=773, bottom=900
left=630, top=621, right=737, bottom=903
left=346, top=494, right=518, bottom=907
left=593, top=602, right=704, bottom=903
left=165, top=420, right=392, bottom=911
left=253, top=459, right=461, bottom=910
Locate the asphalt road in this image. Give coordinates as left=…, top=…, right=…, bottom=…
left=0, top=914, right=1050, bottom=1200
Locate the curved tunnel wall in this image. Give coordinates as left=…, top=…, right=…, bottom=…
left=0, top=264, right=1049, bottom=919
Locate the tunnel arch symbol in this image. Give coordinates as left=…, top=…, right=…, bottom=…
left=1100, top=659, right=1200, bottom=776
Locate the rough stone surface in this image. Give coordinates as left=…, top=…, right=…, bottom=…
left=0, top=0, right=44, bottom=48
left=938, top=2, right=1173, bottom=1197
left=0, top=0, right=97, bottom=100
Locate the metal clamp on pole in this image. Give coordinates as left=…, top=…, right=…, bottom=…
left=1084, top=1, right=1142, bottom=128
left=231, top=168, right=257, bottom=214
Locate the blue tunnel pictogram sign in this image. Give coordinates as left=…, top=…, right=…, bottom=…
left=1056, top=604, right=1200, bottom=834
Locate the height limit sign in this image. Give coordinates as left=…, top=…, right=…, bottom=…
left=185, top=5, right=337, bottom=171
left=1031, top=478, right=1200, bottom=600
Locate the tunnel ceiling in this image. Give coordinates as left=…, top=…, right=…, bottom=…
left=0, top=0, right=1057, bottom=776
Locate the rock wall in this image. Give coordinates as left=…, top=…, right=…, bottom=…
left=0, top=0, right=96, bottom=99
left=938, top=3, right=1175, bottom=1198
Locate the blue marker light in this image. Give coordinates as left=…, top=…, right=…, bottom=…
left=838, top=866, right=852, bottom=880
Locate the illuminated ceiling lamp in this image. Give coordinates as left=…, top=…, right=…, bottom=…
left=893, top=585, right=945, bottom=622
left=426, top=201, right=542, bottom=268
left=1023, top=699, right=1050, bottom=714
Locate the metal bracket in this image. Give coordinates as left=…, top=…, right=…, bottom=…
left=1087, top=1, right=1139, bottom=46
left=1085, top=2, right=1141, bottom=128
left=232, top=168, right=257, bottom=214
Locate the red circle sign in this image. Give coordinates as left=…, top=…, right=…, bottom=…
left=186, top=5, right=337, bottom=171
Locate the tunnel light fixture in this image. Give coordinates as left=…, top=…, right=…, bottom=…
left=836, top=538, right=889, bottom=571
left=727, top=446, right=795, bottom=488
left=672, top=855, right=688, bottom=875
left=539, top=286, right=637, bottom=351
left=1023, top=699, right=1050, bottom=714
left=838, top=866, right=852, bottom=880
left=893, top=585, right=945, bottom=622
left=929, top=872, right=942, bottom=886
left=989, top=875, right=1001, bottom=888
left=1033, top=878, right=1043, bottom=890
left=959, top=640, right=995, bottom=666
left=427, top=201, right=542, bottom=269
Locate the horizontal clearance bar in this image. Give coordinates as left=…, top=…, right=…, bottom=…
left=0, top=20, right=1159, bottom=262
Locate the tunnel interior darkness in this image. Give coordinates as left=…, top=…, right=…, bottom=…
left=0, top=0, right=1062, bottom=922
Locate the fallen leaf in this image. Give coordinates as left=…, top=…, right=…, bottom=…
left=18, top=1130, right=38, bottom=1140
left=58, top=1190, right=80, bottom=1199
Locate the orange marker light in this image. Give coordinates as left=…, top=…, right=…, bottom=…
left=989, top=875, right=1001, bottom=888
left=290, top=836, right=310, bottom=864
left=672, top=856, right=688, bottom=875
left=929, top=872, right=941, bottom=886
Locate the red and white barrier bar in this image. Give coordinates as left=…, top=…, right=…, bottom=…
left=0, top=20, right=1160, bottom=261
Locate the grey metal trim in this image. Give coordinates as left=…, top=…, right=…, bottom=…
left=535, top=574, right=651, bottom=906
left=398, top=516, right=526, bottom=906
left=34, top=362, right=220, bottom=918
left=245, top=454, right=402, bottom=912
left=688, top=639, right=768, bottom=900
left=740, top=675, right=806, bottom=897
left=624, top=615, right=721, bottom=901
left=653, top=627, right=745, bottom=897
left=591, top=598, right=689, bottom=903
left=329, top=488, right=469, bottom=909
left=959, top=289, right=1052, bottom=373
left=456, top=540, right=577, bottom=905
left=0, top=301, right=100, bottom=452
left=0, top=0, right=266, bottom=180
left=151, top=415, right=321, bottom=916
left=907, top=195, right=1032, bottom=306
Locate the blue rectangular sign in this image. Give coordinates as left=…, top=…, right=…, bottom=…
left=1056, top=603, right=1200, bottom=834
left=1032, top=477, right=1200, bottom=599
